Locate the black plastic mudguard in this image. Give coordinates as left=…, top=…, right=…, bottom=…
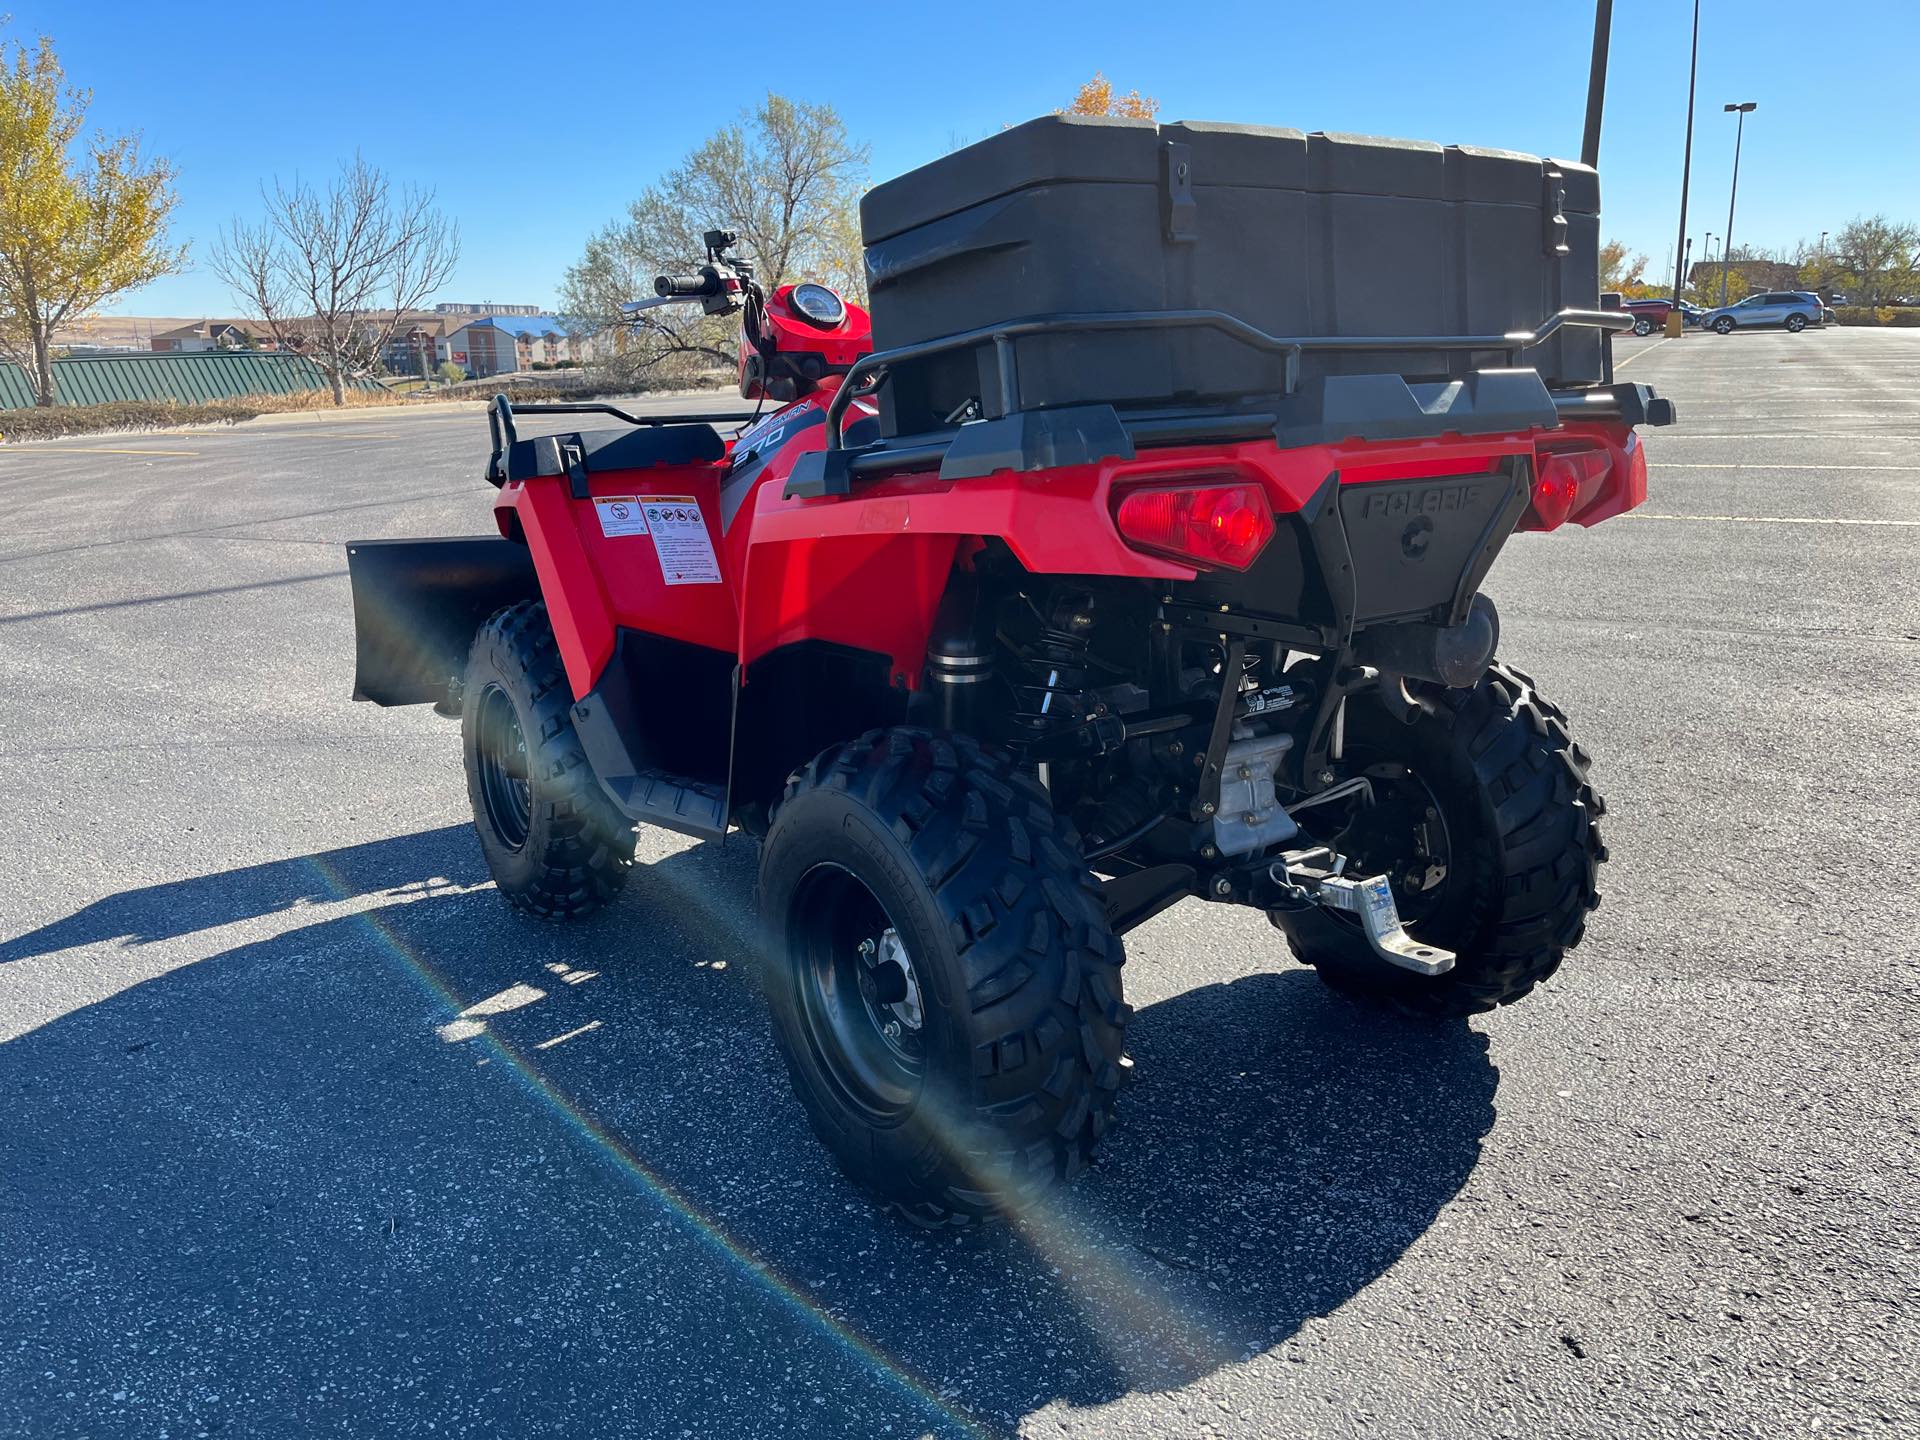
left=345, top=536, right=537, bottom=706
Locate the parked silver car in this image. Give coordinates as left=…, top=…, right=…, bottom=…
left=1702, top=291, right=1826, bottom=334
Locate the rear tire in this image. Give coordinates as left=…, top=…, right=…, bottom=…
left=758, top=729, right=1129, bottom=1226
left=1274, top=663, right=1605, bottom=1019
left=1785, top=312, right=1808, bottom=332
left=1713, top=316, right=1736, bottom=334
left=462, top=601, right=632, bottom=919
left=1632, top=316, right=1654, bottom=336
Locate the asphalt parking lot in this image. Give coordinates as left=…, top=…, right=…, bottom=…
left=2, top=326, right=1916, bottom=1439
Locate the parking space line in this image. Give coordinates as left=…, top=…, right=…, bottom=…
left=1653, top=462, right=1920, bottom=472
left=1677, top=413, right=1920, bottom=421
left=1626, top=512, right=1920, bottom=527
left=1653, top=433, right=1920, bottom=440
left=1614, top=337, right=1674, bottom=368
left=4, top=446, right=201, bottom=457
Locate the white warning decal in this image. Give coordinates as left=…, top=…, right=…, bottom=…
left=642, top=495, right=722, bottom=585
left=593, top=495, right=649, bottom=537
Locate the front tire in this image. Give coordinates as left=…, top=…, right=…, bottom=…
left=1275, top=663, right=1605, bottom=1018
left=1713, top=316, right=1736, bottom=334
left=462, top=601, right=633, bottom=918
left=1632, top=316, right=1654, bottom=336
left=758, top=729, right=1128, bottom=1226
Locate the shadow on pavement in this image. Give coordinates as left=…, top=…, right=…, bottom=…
left=0, top=829, right=1496, bottom=1438
left=0, top=824, right=485, bottom=964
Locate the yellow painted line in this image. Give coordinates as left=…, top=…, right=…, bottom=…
left=1626, top=512, right=1920, bottom=527
left=1614, top=336, right=1675, bottom=368
left=5, top=446, right=201, bottom=457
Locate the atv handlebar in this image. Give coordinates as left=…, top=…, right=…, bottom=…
left=655, top=273, right=716, bottom=298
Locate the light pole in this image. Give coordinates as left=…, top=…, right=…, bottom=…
left=1703, top=232, right=1716, bottom=298
left=1582, top=0, right=1614, bottom=169
left=1719, top=101, right=1757, bottom=307
left=1667, top=0, right=1701, bottom=336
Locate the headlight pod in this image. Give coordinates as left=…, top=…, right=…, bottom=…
left=789, top=283, right=846, bottom=328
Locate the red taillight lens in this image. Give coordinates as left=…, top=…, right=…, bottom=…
left=1113, top=480, right=1275, bottom=570
left=1530, top=447, right=1612, bottom=531
left=1620, top=435, right=1648, bottom=513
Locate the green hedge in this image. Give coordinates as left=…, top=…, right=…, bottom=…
left=1832, top=306, right=1920, bottom=326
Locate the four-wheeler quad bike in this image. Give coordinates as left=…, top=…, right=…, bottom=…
left=346, top=117, right=1674, bottom=1225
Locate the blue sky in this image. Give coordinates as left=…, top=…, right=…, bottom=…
left=10, top=0, right=1916, bottom=315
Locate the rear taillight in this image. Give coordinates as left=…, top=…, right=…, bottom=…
left=1113, top=480, right=1275, bottom=570
left=1529, top=447, right=1612, bottom=531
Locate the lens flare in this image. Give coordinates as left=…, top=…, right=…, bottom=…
left=298, top=849, right=990, bottom=1438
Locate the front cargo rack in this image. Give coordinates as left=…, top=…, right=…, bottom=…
left=785, top=305, right=1665, bottom=500
left=484, top=395, right=760, bottom=493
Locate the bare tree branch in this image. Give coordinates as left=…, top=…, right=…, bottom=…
left=210, top=154, right=459, bottom=405
left=559, top=93, right=867, bottom=386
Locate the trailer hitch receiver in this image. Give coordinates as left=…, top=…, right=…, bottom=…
left=1270, top=846, right=1456, bottom=976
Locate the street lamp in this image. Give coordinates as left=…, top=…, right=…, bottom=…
left=1666, top=0, right=1701, bottom=336
left=1719, top=101, right=1758, bottom=307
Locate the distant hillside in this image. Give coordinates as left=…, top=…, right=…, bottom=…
left=53, top=315, right=210, bottom=350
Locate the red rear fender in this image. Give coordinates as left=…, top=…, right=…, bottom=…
left=495, top=459, right=737, bottom=699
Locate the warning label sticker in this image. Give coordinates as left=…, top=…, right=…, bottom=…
left=642, top=496, right=722, bottom=585
left=593, top=496, right=649, bottom=537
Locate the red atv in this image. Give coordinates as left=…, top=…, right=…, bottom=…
left=349, top=119, right=1672, bottom=1225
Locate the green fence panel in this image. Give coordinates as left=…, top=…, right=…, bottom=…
left=0, top=352, right=384, bottom=408
left=0, top=364, right=33, bottom=408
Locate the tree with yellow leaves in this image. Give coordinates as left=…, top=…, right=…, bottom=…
left=1061, top=73, right=1160, bottom=121
left=0, top=30, right=184, bottom=405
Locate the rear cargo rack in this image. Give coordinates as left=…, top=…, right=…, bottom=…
left=823, top=306, right=1631, bottom=452
left=785, top=306, right=1651, bottom=499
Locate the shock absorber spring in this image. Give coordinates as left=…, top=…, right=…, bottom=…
left=1001, top=590, right=1100, bottom=748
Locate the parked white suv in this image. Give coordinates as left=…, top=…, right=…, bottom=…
left=1702, top=291, right=1826, bottom=334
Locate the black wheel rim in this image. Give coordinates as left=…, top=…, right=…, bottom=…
left=1306, top=761, right=1458, bottom=933
left=475, top=683, right=532, bottom=851
left=789, top=863, right=925, bottom=1123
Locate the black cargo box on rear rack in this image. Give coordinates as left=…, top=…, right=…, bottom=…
left=860, top=115, right=1603, bottom=439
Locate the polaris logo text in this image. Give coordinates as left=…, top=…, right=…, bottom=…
left=1360, top=483, right=1484, bottom=521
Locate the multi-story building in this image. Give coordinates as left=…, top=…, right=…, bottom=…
left=433, top=302, right=543, bottom=317
left=149, top=319, right=278, bottom=353
left=442, top=316, right=577, bottom=377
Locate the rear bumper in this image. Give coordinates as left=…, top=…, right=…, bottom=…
left=788, top=371, right=1671, bottom=496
